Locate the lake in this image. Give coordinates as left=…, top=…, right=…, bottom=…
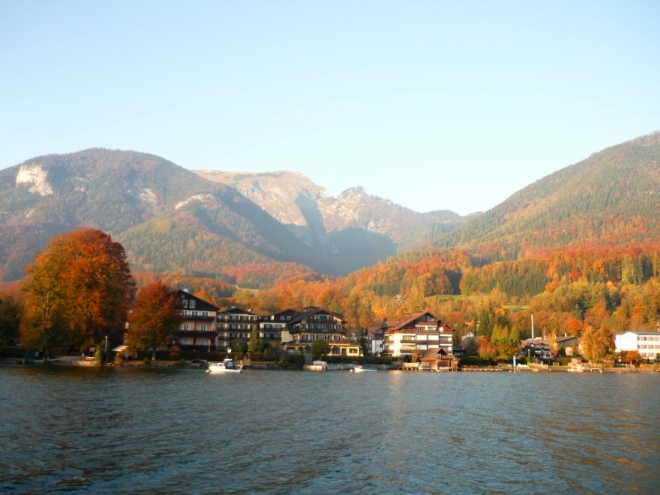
left=1, top=366, right=659, bottom=494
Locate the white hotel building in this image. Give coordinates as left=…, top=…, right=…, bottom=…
left=615, top=331, right=660, bottom=360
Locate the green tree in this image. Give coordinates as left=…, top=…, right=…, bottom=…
left=0, top=294, right=20, bottom=346
left=495, top=338, right=519, bottom=361
left=248, top=328, right=264, bottom=353
left=125, top=282, right=182, bottom=361
left=232, top=339, right=248, bottom=355
left=312, top=338, right=330, bottom=359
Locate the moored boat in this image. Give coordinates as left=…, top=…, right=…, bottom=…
left=207, top=358, right=242, bottom=373
left=351, top=365, right=376, bottom=373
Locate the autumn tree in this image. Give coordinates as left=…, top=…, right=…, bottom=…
left=580, top=325, right=614, bottom=362
left=20, top=228, right=135, bottom=357
left=618, top=350, right=643, bottom=366
left=477, top=336, right=497, bottom=361
left=125, top=281, right=182, bottom=360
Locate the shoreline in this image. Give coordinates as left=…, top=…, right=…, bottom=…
left=2, top=358, right=658, bottom=373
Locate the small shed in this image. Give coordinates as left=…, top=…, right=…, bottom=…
left=420, top=348, right=452, bottom=369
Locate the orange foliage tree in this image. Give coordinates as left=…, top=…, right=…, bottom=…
left=125, top=281, right=182, bottom=360
left=20, top=228, right=135, bottom=356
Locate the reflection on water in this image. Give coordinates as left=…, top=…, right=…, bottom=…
left=1, top=367, right=659, bottom=494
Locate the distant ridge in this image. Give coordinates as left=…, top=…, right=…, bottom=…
left=193, top=169, right=471, bottom=254
left=430, top=132, right=660, bottom=259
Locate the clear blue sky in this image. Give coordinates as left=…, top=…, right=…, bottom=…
left=1, top=1, right=658, bottom=215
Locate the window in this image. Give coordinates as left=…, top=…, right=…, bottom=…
left=202, top=311, right=208, bottom=317
left=182, top=323, right=189, bottom=331
left=349, top=348, right=358, bottom=354
left=182, top=300, right=188, bottom=308
left=199, top=338, right=207, bottom=346
left=201, top=324, right=207, bottom=331
left=192, top=311, right=198, bottom=317
left=190, top=300, right=196, bottom=309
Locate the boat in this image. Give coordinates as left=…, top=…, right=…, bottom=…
left=567, top=364, right=584, bottom=373
left=207, top=358, right=242, bottom=373
left=351, top=365, right=376, bottom=373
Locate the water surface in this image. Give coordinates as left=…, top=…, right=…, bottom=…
left=1, top=367, right=659, bottom=494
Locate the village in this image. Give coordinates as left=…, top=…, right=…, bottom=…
left=88, top=289, right=660, bottom=373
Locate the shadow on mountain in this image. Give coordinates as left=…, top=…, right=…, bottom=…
left=323, top=228, right=397, bottom=275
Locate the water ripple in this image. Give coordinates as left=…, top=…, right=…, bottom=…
left=1, top=367, right=659, bottom=494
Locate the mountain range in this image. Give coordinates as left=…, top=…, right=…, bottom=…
left=0, top=149, right=468, bottom=285
left=2, top=132, right=659, bottom=287
left=193, top=169, right=469, bottom=254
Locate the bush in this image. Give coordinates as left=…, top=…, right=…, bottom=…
left=0, top=346, right=25, bottom=358
left=287, top=353, right=305, bottom=369
left=324, top=355, right=395, bottom=365
left=458, top=357, right=493, bottom=367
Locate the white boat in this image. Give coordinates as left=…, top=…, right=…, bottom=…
left=207, top=358, right=242, bottom=373
left=351, top=365, right=376, bottom=373
left=567, top=364, right=584, bottom=373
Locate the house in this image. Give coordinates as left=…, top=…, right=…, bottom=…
left=555, top=335, right=580, bottom=356
left=216, top=306, right=261, bottom=350
left=365, top=322, right=388, bottom=356
left=520, top=338, right=552, bottom=358
left=175, top=290, right=219, bottom=350
left=259, top=308, right=299, bottom=344
left=615, top=331, right=660, bottom=360
left=383, top=312, right=454, bottom=358
left=277, top=306, right=363, bottom=357
left=420, top=347, right=454, bottom=369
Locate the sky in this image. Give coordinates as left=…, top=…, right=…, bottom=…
left=1, top=1, right=659, bottom=215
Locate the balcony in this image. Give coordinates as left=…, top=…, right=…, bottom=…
left=175, top=330, right=218, bottom=338
left=180, top=314, right=215, bottom=321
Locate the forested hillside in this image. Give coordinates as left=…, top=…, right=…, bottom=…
left=187, top=133, right=660, bottom=346
left=432, top=132, right=660, bottom=259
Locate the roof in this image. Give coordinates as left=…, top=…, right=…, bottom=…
left=177, top=290, right=220, bottom=311
left=420, top=348, right=448, bottom=361
left=619, top=331, right=660, bottom=336
left=556, top=335, right=579, bottom=344
left=391, top=312, right=435, bottom=330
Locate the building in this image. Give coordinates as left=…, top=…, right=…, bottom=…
left=520, top=338, right=552, bottom=358
left=277, top=306, right=363, bottom=357
left=366, top=323, right=387, bottom=356
left=175, top=290, right=219, bottom=350
left=259, top=308, right=299, bottom=343
left=555, top=335, right=580, bottom=356
left=383, top=312, right=454, bottom=358
left=216, top=306, right=261, bottom=350
left=615, top=331, right=660, bottom=360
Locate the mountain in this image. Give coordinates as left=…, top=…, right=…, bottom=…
left=0, top=149, right=325, bottom=284
left=192, top=170, right=470, bottom=253
left=431, top=132, right=660, bottom=259
left=0, top=149, right=468, bottom=285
